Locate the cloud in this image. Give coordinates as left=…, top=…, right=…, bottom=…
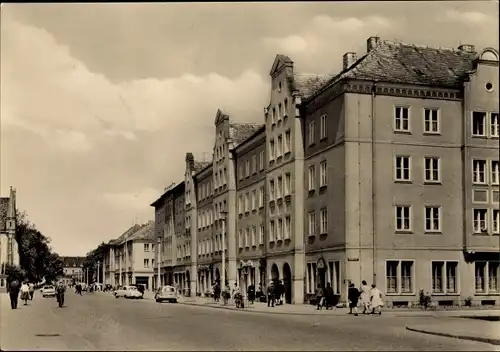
left=443, top=9, right=489, bottom=25
left=263, top=35, right=308, bottom=54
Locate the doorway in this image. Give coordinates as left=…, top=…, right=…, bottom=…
left=283, top=263, right=292, bottom=304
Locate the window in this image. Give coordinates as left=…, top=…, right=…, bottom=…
left=424, top=108, right=440, bottom=133
left=493, top=209, right=499, bottom=234
left=424, top=157, right=440, bottom=183
left=284, top=130, right=291, bottom=154
left=320, top=114, right=327, bottom=139
left=472, top=111, right=486, bottom=136
left=272, top=108, right=276, bottom=124
left=269, top=220, right=275, bottom=242
left=144, top=259, right=149, bottom=268
left=277, top=103, right=282, bottom=120
left=251, top=190, right=257, bottom=210
left=251, top=226, right=256, bottom=246
left=491, top=160, right=499, bottom=185
left=244, top=193, right=250, bottom=212
left=473, top=209, right=488, bottom=233
left=425, top=206, right=441, bottom=232
left=320, top=208, right=328, bottom=234
left=491, top=112, right=499, bottom=137
left=308, top=165, right=316, bottom=190
left=259, top=151, right=264, bottom=170
left=386, top=260, right=414, bottom=294
left=277, top=135, right=283, bottom=157
left=432, top=261, right=458, bottom=294
left=245, top=160, right=250, bottom=178
left=284, top=98, right=288, bottom=116
left=308, top=211, right=316, bottom=236
left=269, top=180, right=275, bottom=201
left=277, top=218, right=283, bottom=240
left=252, top=155, right=257, bottom=174
left=276, top=176, right=283, bottom=199
left=245, top=228, right=250, bottom=247
left=238, top=229, right=243, bottom=248
left=259, top=224, right=264, bottom=244
left=144, top=244, right=150, bottom=252
left=284, top=173, right=291, bottom=196
left=320, top=161, right=327, bottom=187
left=395, top=156, right=411, bottom=181
left=475, top=261, right=499, bottom=294
left=473, top=159, right=487, bottom=184
left=308, top=121, right=315, bottom=145
left=284, top=216, right=291, bottom=239
left=269, top=139, right=275, bottom=161
left=259, top=187, right=264, bottom=207
left=394, top=107, right=410, bottom=132
left=395, top=205, right=411, bottom=231
left=238, top=196, right=243, bottom=214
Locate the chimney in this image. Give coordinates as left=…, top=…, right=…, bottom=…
left=367, top=36, right=381, bottom=53
left=185, top=152, right=194, bottom=170
left=343, top=52, right=357, bottom=70
left=458, top=44, right=475, bottom=53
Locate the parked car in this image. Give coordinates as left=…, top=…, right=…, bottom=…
left=114, top=285, right=142, bottom=299
left=41, top=285, right=56, bottom=298
left=155, top=285, right=178, bottom=303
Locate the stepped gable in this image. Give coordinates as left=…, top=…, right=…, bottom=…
left=229, top=123, right=265, bottom=148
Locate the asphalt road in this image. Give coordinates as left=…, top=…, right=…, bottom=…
left=1, top=291, right=498, bottom=351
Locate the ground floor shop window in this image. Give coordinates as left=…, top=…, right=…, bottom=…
left=476, top=261, right=500, bottom=294
left=386, top=260, right=414, bottom=294
left=306, top=260, right=340, bottom=294
left=431, top=261, right=458, bottom=294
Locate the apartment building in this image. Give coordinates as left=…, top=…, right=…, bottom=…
left=171, top=181, right=187, bottom=292
left=195, top=162, right=214, bottom=295
left=60, top=256, right=85, bottom=286
left=298, top=37, right=499, bottom=306
left=0, top=187, right=19, bottom=288
left=104, top=222, right=157, bottom=289
left=234, top=126, right=267, bottom=295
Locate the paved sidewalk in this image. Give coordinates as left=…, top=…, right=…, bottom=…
left=406, top=317, right=500, bottom=345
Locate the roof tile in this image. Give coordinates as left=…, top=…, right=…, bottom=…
left=229, top=123, right=265, bottom=147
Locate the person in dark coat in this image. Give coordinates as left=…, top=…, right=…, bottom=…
left=8, top=279, right=20, bottom=309
left=267, top=282, right=275, bottom=307
left=324, top=282, right=334, bottom=310
left=315, top=284, right=324, bottom=310
left=348, top=283, right=360, bottom=316
left=247, top=284, right=255, bottom=305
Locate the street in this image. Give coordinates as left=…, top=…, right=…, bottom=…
left=1, top=291, right=498, bottom=351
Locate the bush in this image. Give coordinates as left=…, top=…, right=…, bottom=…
left=419, top=289, right=432, bottom=309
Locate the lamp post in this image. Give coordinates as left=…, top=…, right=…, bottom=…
left=220, top=211, right=228, bottom=288
left=157, top=236, right=162, bottom=290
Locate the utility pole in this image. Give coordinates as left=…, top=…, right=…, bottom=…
left=220, top=211, right=228, bottom=288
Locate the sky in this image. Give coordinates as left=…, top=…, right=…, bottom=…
left=1, top=2, right=498, bottom=256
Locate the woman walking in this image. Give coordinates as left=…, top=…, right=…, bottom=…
left=370, top=284, right=384, bottom=315
left=359, top=280, right=371, bottom=314
left=20, top=281, right=30, bottom=305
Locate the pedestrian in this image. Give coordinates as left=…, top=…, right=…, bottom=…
left=315, top=284, right=324, bottom=310
left=277, top=280, right=285, bottom=305
left=8, top=279, right=20, bottom=309
left=222, top=282, right=230, bottom=305
left=29, top=282, right=35, bottom=300
left=267, top=282, right=275, bottom=308
left=247, top=283, right=255, bottom=305
left=56, top=281, right=66, bottom=307
left=324, top=282, right=334, bottom=309
left=359, top=280, right=371, bottom=314
left=348, top=283, right=360, bottom=316
left=370, top=284, right=384, bottom=315
left=20, top=281, right=30, bottom=305
left=256, top=284, right=264, bottom=302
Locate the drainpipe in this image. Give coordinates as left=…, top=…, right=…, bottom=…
left=371, top=82, right=377, bottom=285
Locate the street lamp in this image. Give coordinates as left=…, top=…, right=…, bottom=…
left=157, top=235, right=162, bottom=290
left=220, top=211, right=228, bottom=288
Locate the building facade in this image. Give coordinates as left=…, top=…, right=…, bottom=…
left=60, top=256, right=85, bottom=286
left=151, top=37, right=499, bottom=306
left=103, top=221, right=157, bottom=289
left=0, top=186, right=20, bottom=288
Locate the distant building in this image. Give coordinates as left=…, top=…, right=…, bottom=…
left=60, top=256, right=85, bottom=286
left=103, top=221, right=157, bottom=289
left=0, top=186, right=20, bottom=288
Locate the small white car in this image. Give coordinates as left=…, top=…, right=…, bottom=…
left=41, top=285, right=56, bottom=298
left=114, top=286, right=142, bottom=299
left=155, top=285, right=178, bottom=303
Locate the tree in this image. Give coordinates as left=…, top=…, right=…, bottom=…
left=83, top=242, right=110, bottom=283
left=14, top=211, right=64, bottom=283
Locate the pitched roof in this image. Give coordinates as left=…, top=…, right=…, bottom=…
left=293, top=73, right=336, bottom=100
left=61, top=256, right=85, bottom=267
left=229, top=123, right=265, bottom=148
left=0, top=197, right=9, bottom=231
left=109, top=224, right=142, bottom=245
left=128, top=221, right=155, bottom=242
left=303, top=40, right=481, bottom=102
left=193, top=161, right=212, bottom=174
